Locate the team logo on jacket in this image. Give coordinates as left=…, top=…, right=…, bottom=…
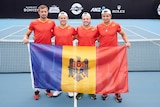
left=68, top=56, right=88, bottom=82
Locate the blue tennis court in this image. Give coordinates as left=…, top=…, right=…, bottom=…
left=0, top=19, right=160, bottom=107
left=1, top=19, right=160, bottom=40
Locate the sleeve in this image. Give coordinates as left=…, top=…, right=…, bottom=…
left=71, top=27, right=77, bottom=39
left=75, top=27, right=79, bottom=37
left=52, top=21, right=56, bottom=36
left=28, top=21, right=34, bottom=31
left=117, top=23, right=121, bottom=32
left=96, top=25, right=101, bottom=40
left=73, top=27, right=77, bottom=35
left=95, top=29, right=99, bottom=39
left=52, top=21, right=56, bottom=29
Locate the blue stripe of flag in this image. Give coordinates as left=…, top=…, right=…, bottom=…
left=30, top=43, right=62, bottom=90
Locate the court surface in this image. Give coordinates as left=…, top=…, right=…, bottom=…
left=0, top=19, right=160, bottom=107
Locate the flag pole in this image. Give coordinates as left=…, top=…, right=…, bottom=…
left=74, top=92, right=77, bottom=107
left=73, top=40, right=78, bottom=107
left=27, top=43, right=37, bottom=91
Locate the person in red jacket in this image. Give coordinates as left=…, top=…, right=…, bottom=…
left=76, top=12, right=99, bottom=100
left=97, top=8, right=131, bottom=103
left=54, top=11, right=77, bottom=46
left=23, top=5, right=55, bottom=100
left=53, top=11, right=77, bottom=98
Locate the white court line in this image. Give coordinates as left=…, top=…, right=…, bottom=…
left=0, top=39, right=23, bottom=42
left=118, top=38, right=160, bottom=42
left=0, top=25, right=27, bottom=32
left=122, top=27, right=147, bottom=39
left=0, top=26, right=27, bottom=40
left=123, top=26, right=160, bottom=46
left=122, top=25, right=160, bottom=36
left=0, top=26, right=18, bottom=32
left=127, top=35, right=138, bottom=37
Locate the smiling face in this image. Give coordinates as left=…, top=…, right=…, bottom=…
left=81, top=12, right=91, bottom=28
left=101, top=13, right=112, bottom=24
left=58, top=15, right=68, bottom=26
left=58, top=11, right=68, bottom=26
left=101, top=9, right=112, bottom=24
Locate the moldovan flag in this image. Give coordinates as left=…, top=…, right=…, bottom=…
left=29, top=43, right=128, bottom=94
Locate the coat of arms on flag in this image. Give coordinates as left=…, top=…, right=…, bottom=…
left=68, top=56, right=89, bottom=82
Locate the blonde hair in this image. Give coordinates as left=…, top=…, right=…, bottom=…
left=81, top=12, right=91, bottom=18
left=58, top=11, right=68, bottom=17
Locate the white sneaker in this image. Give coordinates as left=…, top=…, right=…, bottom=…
left=68, top=92, right=74, bottom=98
left=53, top=91, right=62, bottom=97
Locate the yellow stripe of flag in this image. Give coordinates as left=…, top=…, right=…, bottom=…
left=61, top=46, right=96, bottom=94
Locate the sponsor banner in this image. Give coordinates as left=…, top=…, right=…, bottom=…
left=0, top=0, right=159, bottom=19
